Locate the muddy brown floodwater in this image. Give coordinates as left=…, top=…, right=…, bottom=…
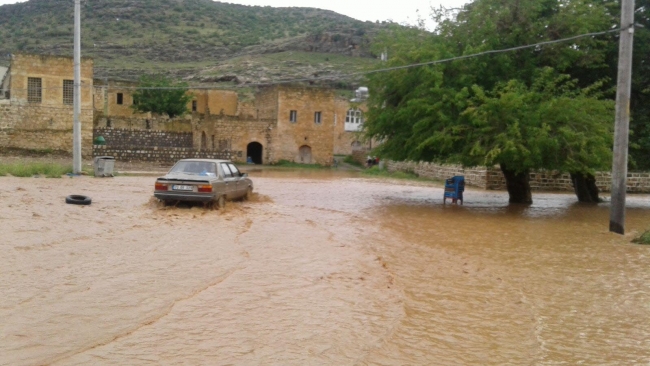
left=1, top=170, right=649, bottom=365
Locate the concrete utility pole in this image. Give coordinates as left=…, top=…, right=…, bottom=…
left=610, top=0, right=636, bottom=235
left=73, top=0, right=82, bottom=174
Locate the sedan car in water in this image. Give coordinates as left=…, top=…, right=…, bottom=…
left=154, top=159, right=253, bottom=208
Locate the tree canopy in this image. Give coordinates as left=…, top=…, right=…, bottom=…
left=364, top=0, right=628, bottom=203
left=131, top=75, right=192, bottom=118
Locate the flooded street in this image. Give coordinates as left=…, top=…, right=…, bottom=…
left=1, top=170, right=649, bottom=365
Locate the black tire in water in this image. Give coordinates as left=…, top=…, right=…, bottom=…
left=65, top=195, right=92, bottom=205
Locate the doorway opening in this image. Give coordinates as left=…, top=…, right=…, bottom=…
left=247, top=142, right=263, bottom=164
left=299, top=145, right=312, bottom=164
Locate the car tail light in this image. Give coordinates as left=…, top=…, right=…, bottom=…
left=155, top=182, right=168, bottom=191
left=197, top=185, right=212, bottom=193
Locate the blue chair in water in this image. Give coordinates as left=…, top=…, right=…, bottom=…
left=443, top=176, right=465, bottom=205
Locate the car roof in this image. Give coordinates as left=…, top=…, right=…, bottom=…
left=177, top=158, right=232, bottom=163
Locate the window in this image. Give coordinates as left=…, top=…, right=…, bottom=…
left=228, top=163, right=241, bottom=177
left=289, top=110, right=297, bottom=123
left=314, top=111, right=322, bottom=124
left=63, top=80, right=74, bottom=105
left=221, top=163, right=233, bottom=178
left=192, top=100, right=197, bottom=112
left=116, top=93, right=124, bottom=105
left=345, top=108, right=364, bottom=131
left=27, top=77, right=42, bottom=103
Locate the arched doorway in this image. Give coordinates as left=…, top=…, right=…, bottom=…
left=247, top=142, right=263, bottom=164
left=299, top=145, right=312, bottom=164
left=200, top=131, right=207, bottom=151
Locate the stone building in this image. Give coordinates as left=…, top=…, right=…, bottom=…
left=94, top=81, right=368, bottom=165
left=0, top=53, right=94, bottom=155
left=1, top=52, right=367, bottom=164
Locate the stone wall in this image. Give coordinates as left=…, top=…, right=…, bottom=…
left=387, top=160, right=650, bottom=193
left=0, top=53, right=95, bottom=156
left=92, top=145, right=231, bottom=163
left=94, top=114, right=193, bottom=132
left=194, top=114, right=274, bottom=163
left=275, top=86, right=335, bottom=165
left=0, top=103, right=94, bottom=156
left=333, top=98, right=369, bottom=156
left=387, top=161, right=489, bottom=188
left=9, top=53, right=93, bottom=108
left=487, top=169, right=650, bottom=193
left=93, top=127, right=193, bottom=149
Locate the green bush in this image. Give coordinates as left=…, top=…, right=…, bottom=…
left=632, top=231, right=650, bottom=245
left=273, top=160, right=327, bottom=169
left=343, top=155, right=363, bottom=168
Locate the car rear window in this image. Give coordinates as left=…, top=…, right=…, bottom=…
left=170, top=161, right=216, bottom=176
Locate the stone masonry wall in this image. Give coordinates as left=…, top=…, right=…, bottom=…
left=92, top=145, right=231, bottom=163
left=1, top=53, right=95, bottom=156
left=0, top=103, right=94, bottom=156
left=387, top=161, right=489, bottom=188
left=93, top=127, right=193, bottom=149
left=275, top=86, right=335, bottom=165
left=486, top=169, right=650, bottom=193
left=388, top=160, right=650, bottom=193
left=94, top=114, right=193, bottom=132
left=194, top=115, right=275, bottom=164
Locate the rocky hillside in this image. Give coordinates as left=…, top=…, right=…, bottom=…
left=0, top=0, right=389, bottom=85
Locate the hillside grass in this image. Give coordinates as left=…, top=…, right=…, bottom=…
left=0, top=0, right=387, bottom=81
left=0, top=162, right=73, bottom=178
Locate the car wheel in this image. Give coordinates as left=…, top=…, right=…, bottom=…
left=65, top=195, right=92, bottom=205
left=216, top=195, right=226, bottom=209
left=244, top=187, right=253, bottom=201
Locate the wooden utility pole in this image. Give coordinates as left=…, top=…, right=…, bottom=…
left=610, top=0, right=636, bottom=234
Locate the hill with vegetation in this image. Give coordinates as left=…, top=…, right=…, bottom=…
left=0, top=0, right=390, bottom=85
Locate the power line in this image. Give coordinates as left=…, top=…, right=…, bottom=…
left=4, top=25, right=628, bottom=93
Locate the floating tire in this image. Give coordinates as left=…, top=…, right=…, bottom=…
left=65, top=195, right=92, bottom=205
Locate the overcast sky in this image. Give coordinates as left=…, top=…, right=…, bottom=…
left=0, top=0, right=470, bottom=29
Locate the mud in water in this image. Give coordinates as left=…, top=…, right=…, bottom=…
left=1, top=172, right=649, bottom=365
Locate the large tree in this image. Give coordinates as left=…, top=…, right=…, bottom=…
left=131, top=75, right=192, bottom=118
left=364, top=0, right=617, bottom=204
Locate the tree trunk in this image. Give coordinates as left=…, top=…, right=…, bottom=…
left=570, top=172, right=601, bottom=203
left=500, top=164, right=532, bottom=204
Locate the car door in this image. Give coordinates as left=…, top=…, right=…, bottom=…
left=228, top=163, right=246, bottom=198
left=220, top=163, right=238, bottom=199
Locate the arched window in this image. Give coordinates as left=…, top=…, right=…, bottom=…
left=345, top=108, right=363, bottom=131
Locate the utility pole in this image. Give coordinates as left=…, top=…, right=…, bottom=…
left=610, top=0, right=635, bottom=234
left=73, top=0, right=82, bottom=174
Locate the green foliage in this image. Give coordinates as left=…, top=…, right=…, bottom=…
left=366, top=0, right=617, bottom=179
left=632, top=230, right=650, bottom=245
left=0, top=162, right=72, bottom=178
left=272, top=160, right=327, bottom=169
left=343, top=155, right=363, bottom=168
left=131, top=75, right=192, bottom=118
